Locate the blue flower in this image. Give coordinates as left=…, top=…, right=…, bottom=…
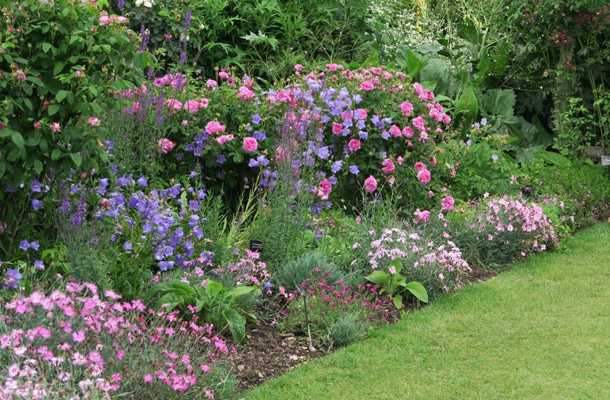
left=316, top=146, right=330, bottom=160
left=349, top=165, right=360, bottom=175
left=137, top=176, right=148, bottom=187
left=32, top=199, right=44, bottom=211
left=331, top=160, right=343, bottom=174
left=34, top=260, right=45, bottom=271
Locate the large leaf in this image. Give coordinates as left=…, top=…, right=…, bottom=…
left=223, top=308, right=247, bottom=343
left=482, top=89, right=515, bottom=118
left=403, top=49, right=423, bottom=78
left=455, top=85, right=479, bottom=118
left=365, top=270, right=390, bottom=286
left=404, top=281, right=429, bottom=303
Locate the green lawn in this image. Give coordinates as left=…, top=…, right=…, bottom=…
left=247, top=224, right=610, bottom=400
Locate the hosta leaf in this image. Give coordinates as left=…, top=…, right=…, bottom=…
left=404, top=281, right=429, bottom=303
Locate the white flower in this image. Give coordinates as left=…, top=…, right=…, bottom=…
left=135, top=0, right=154, bottom=7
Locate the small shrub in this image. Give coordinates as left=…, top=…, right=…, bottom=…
left=327, top=312, right=368, bottom=348
left=0, top=282, right=235, bottom=399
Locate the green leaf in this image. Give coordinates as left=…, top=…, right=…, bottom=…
left=51, top=149, right=62, bottom=161
left=33, top=160, right=43, bottom=175
left=56, top=90, right=70, bottom=103
left=404, top=281, right=429, bottom=303
left=392, top=295, right=403, bottom=310
left=365, top=271, right=390, bottom=286
left=404, top=49, right=423, bottom=78
left=42, top=42, right=53, bottom=53
left=455, top=85, right=479, bottom=118
left=69, top=153, right=82, bottom=168
left=0, top=161, right=5, bottom=178
left=48, top=105, right=60, bottom=116
left=223, top=308, right=247, bottom=343
left=53, top=62, right=65, bottom=75
left=482, top=89, right=515, bottom=118
left=10, top=130, right=24, bottom=150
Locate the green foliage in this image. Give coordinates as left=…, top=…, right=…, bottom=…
left=365, top=266, right=428, bottom=310
left=327, top=312, right=368, bottom=348
left=0, top=0, right=151, bottom=187
left=153, top=280, right=260, bottom=343
left=273, top=251, right=339, bottom=291
left=120, top=0, right=371, bottom=81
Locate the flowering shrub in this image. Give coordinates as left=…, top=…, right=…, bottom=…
left=0, top=0, right=151, bottom=187
left=453, top=195, right=559, bottom=269
left=0, top=282, right=234, bottom=399
left=107, top=64, right=454, bottom=210
left=367, top=226, right=471, bottom=296
left=280, top=271, right=399, bottom=346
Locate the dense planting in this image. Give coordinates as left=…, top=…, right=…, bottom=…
left=0, top=0, right=608, bottom=399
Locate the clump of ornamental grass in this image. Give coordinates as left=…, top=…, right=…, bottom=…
left=0, top=282, right=235, bottom=400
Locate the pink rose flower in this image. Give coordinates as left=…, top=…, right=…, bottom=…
left=441, top=195, right=455, bottom=213
left=237, top=86, right=255, bottom=101
left=216, top=134, right=234, bottom=145
left=332, top=123, right=343, bottom=135
left=364, top=175, right=378, bottom=193
left=381, top=158, right=395, bottom=174
left=402, top=127, right=414, bottom=138
left=417, top=168, right=431, bottom=185
left=389, top=125, right=402, bottom=138
left=87, top=117, right=101, bottom=127
left=165, top=98, right=183, bottom=112
left=414, top=161, right=426, bottom=172
left=50, top=122, right=61, bottom=133
left=400, top=101, right=414, bottom=117
left=206, top=79, right=218, bottom=89
left=157, top=138, right=175, bottom=154
left=355, top=108, right=368, bottom=120
left=413, top=209, right=431, bottom=224
left=218, top=70, right=230, bottom=81
left=242, top=137, right=258, bottom=153
left=294, top=64, right=304, bottom=74
left=360, top=80, right=375, bottom=91
left=316, top=179, right=332, bottom=200
left=412, top=116, right=426, bottom=132
left=348, top=139, right=361, bottom=152
left=205, top=120, right=225, bottom=135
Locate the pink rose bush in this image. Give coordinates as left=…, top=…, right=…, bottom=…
left=108, top=65, right=453, bottom=210
left=0, top=283, right=231, bottom=399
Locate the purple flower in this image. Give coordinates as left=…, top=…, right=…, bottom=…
left=117, top=176, right=133, bottom=187
left=3, top=268, right=22, bottom=289
left=30, top=180, right=42, bottom=193
left=251, top=114, right=262, bottom=125
left=331, top=160, right=343, bottom=174
left=349, top=165, right=360, bottom=175
left=19, top=240, right=30, bottom=251
left=216, top=155, right=226, bottom=165
left=123, top=241, right=133, bottom=252
left=316, top=146, right=330, bottom=160
left=137, top=176, right=148, bottom=187
left=34, top=260, right=45, bottom=271
left=253, top=130, right=266, bottom=141
left=32, top=199, right=43, bottom=211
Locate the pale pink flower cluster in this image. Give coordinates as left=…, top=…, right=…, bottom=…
left=0, top=283, right=229, bottom=399
left=216, top=250, right=270, bottom=286
left=368, top=227, right=470, bottom=292
left=99, top=14, right=128, bottom=26
left=476, top=196, right=558, bottom=255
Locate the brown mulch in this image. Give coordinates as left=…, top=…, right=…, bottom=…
left=227, top=323, right=325, bottom=390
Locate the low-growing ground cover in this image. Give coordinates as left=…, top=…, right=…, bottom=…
left=248, top=223, right=610, bottom=399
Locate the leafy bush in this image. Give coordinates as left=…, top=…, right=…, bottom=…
left=119, top=0, right=371, bottom=80
left=153, top=279, right=260, bottom=343
left=367, top=226, right=471, bottom=298
left=450, top=196, right=559, bottom=270
left=327, top=312, right=368, bottom=348
left=0, top=0, right=150, bottom=186
left=0, top=283, right=235, bottom=399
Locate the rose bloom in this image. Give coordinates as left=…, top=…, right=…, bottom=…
left=400, top=101, right=414, bottom=117
left=242, top=137, right=258, bottom=153
left=206, top=79, right=218, bottom=89
left=360, top=80, right=375, bottom=91
left=218, top=70, right=230, bottom=81
left=50, top=122, right=61, bottom=133
left=317, top=178, right=332, bottom=200
left=389, top=125, right=402, bottom=138
left=165, top=98, right=183, bottom=112
left=441, top=195, right=455, bottom=213
left=237, top=86, right=255, bottom=101
left=354, top=108, right=368, bottom=120
left=205, top=120, right=225, bottom=135
left=87, top=117, right=101, bottom=127
left=417, top=168, right=431, bottom=185
left=413, top=209, right=431, bottom=224
left=99, top=15, right=111, bottom=26
left=363, top=175, right=378, bottom=193
left=294, top=64, right=304, bottom=74
left=348, top=139, right=361, bottom=152
left=157, top=138, right=175, bottom=154
left=381, top=158, right=395, bottom=174
left=216, top=134, right=234, bottom=145
left=402, top=127, right=414, bottom=138
left=332, top=123, right=343, bottom=135
left=414, top=161, right=427, bottom=172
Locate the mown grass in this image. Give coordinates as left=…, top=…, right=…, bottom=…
left=247, top=223, right=610, bottom=399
